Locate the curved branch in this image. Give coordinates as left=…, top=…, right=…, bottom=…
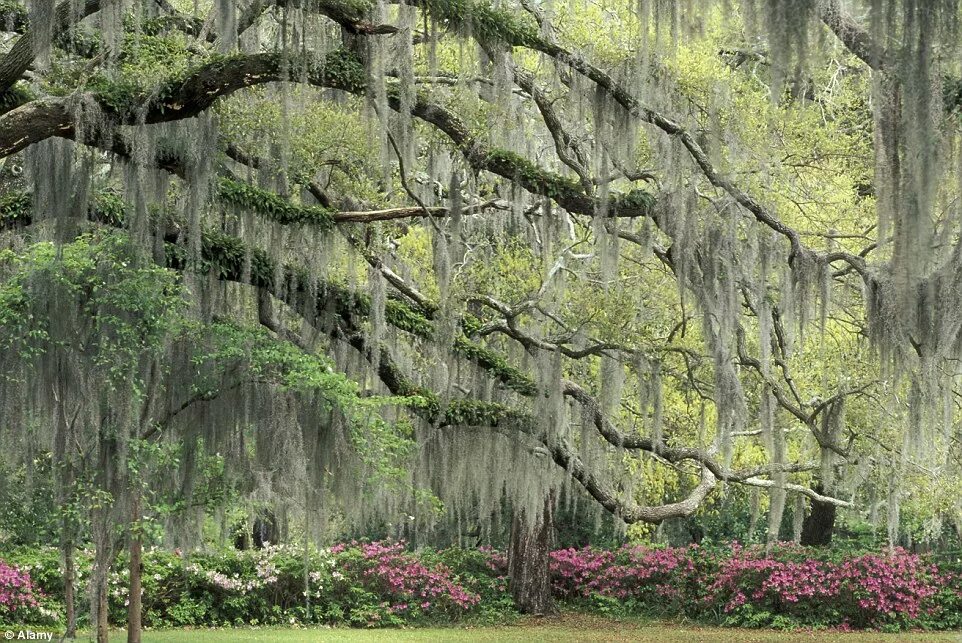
left=0, top=50, right=654, bottom=220
left=412, top=1, right=869, bottom=273
left=0, top=0, right=105, bottom=94
left=817, top=0, right=887, bottom=70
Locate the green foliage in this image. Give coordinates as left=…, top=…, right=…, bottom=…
left=195, top=321, right=419, bottom=485
left=419, top=0, right=540, bottom=47
left=0, top=232, right=184, bottom=384
left=316, top=49, right=367, bottom=94
left=216, top=178, right=334, bottom=229
left=485, top=149, right=584, bottom=200
left=0, top=190, right=31, bottom=225
left=0, top=454, right=60, bottom=547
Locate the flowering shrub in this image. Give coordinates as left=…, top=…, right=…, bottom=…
left=543, top=542, right=962, bottom=630
left=329, top=540, right=482, bottom=626
left=2, top=543, right=495, bottom=628
left=704, top=544, right=962, bottom=630
left=2, top=542, right=961, bottom=631
left=549, top=545, right=697, bottom=611
left=0, top=560, right=44, bottom=625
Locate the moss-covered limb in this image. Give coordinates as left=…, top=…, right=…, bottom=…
left=0, top=51, right=327, bottom=155
left=2, top=184, right=539, bottom=395
left=1, top=48, right=655, bottom=219
left=2, top=181, right=333, bottom=233
left=452, top=335, right=537, bottom=396
left=338, top=329, right=528, bottom=427
left=212, top=182, right=536, bottom=392
left=236, top=0, right=390, bottom=40
left=216, top=178, right=335, bottom=229
left=399, top=96, right=654, bottom=218
left=340, top=323, right=721, bottom=525
left=161, top=225, right=537, bottom=395
left=817, top=0, right=887, bottom=70
left=195, top=226, right=538, bottom=396
left=413, top=0, right=539, bottom=47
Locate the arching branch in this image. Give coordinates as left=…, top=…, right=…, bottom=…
left=816, top=0, right=887, bottom=70
left=411, top=0, right=870, bottom=275
left=0, top=50, right=654, bottom=220
left=0, top=0, right=105, bottom=95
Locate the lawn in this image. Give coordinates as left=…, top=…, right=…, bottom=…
left=116, top=615, right=962, bottom=642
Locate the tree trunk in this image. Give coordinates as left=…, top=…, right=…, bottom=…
left=791, top=494, right=805, bottom=544
left=60, top=457, right=77, bottom=639
left=97, top=579, right=109, bottom=643
left=54, top=379, right=78, bottom=639
left=800, top=484, right=837, bottom=546
left=507, top=492, right=555, bottom=615
left=62, top=527, right=76, bottom=639
left=127, top=490, right=142, bottom=643
left=91, top=505, right=112, bottom=643
left=92, top=423, right=116, bottom=643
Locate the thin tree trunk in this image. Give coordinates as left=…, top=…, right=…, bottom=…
left=92, top=421, right=115, bottom=643
left=507, top=492, right=555, bottom=615
left=60, top=455, right=77, bottom=639
left=127, top=489, right=143, bottom=643
left=91, top=502, right=112, bottom=643
left=62, top=511, right=77, bottom=639
left=54, top=377, right=78, bottom=639
left=97, top=578, right=109, bottom=643
left=303, top=487, right=310, bottom=622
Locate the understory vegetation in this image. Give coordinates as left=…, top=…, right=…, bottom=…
left=2, top=541, right=962, bottom=632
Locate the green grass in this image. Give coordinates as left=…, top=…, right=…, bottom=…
left=117, top=615, right=962, bottom=642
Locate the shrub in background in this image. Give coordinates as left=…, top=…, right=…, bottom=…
left=0, top=559, right=50, bottom=625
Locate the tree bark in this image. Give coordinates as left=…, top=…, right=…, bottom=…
left=88, top=536, right=110, bottom=643
left=91, top=422, right=116, bottom=643
left=507, top=492, right=555, bottom=615
left=62, top=521, right=77, bottom=639
left=127, top=489, right=143, bottom=643
left=56, top=406, right=78, bottom=638
left=97, top=579, right=109, bottom=643
left=800, top=484, right=837, bottom=546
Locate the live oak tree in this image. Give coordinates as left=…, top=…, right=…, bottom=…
left=1, top=0, right=962, bottom=638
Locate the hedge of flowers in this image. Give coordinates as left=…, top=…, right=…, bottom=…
left=0, top=542, right=506, bottom=628
left=543, top=542, right=962, bottom=631
left=2, top=542, right=961, bottom=631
